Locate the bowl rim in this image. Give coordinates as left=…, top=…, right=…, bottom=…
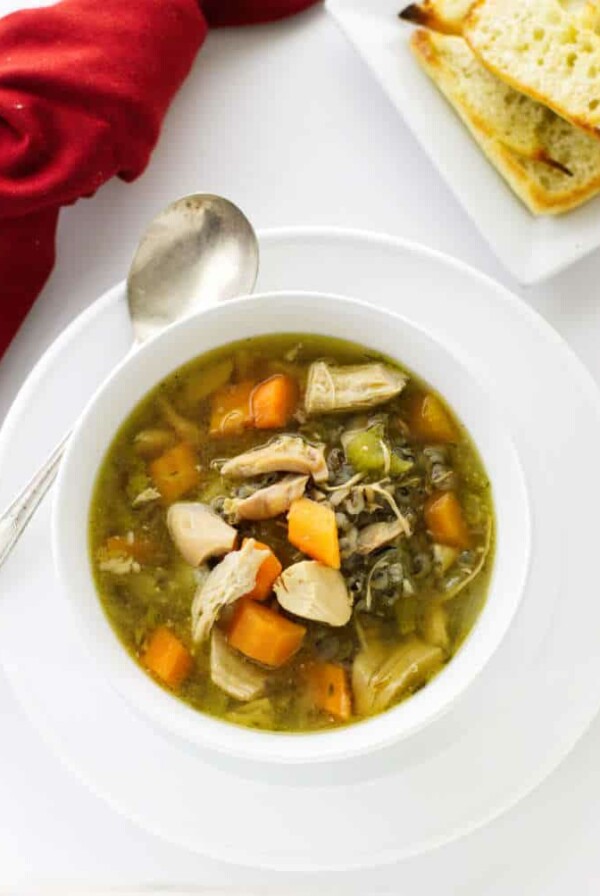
left=52, top=288, right=531, bottom=764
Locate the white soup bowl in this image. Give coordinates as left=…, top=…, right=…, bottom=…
left=53, top=290, right=530, bottom=764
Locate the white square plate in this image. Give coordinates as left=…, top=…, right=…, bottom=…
left=326, top=0, right=600, bottom=283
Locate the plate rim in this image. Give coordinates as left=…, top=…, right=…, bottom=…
left=5, top=226, right=600, bottom=439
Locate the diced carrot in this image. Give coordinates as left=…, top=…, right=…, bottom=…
left=307, top=662, right=352, bottom=722
left=209, top=381, right=255, bottom=437
left=241, top=539, right=283, bottom=601
left=142, top=626, right=193, bottom=689
left=288, top=498, right=340, bottom=569
left=105, top=535, right=159, bottom=565
left=227, top=600, right=306, bottom=668
left=252, top=374, right=298, bottom=429
left=405, top=392, right=456, bottom=443
left=149, top=442, right=200, bottom=503
left=424, top=491, right=471, bottom=550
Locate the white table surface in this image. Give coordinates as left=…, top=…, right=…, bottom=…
left=2, top=1, right=600, bottom=891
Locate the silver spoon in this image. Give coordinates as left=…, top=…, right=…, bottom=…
left=0, top=193, right=259, bottom=569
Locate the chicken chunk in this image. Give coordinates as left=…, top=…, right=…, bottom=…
left=356, top=520, right=405, bottom=555
left=220, top=436, right=328, bottom=483
left=274, top=560, right=352, bottom=626
left=167, top=502, right=237, bottom=567
left=132, top=486, right=161, bottom=507
left=191, top=539, right=270, bottom=643
left=225, top=474, right=309, bottom=521
left=97, top=555, right=140, bottom=575
left=305, top=362, right=407, bottom=414
left=210, top=629, right=267, bottom=701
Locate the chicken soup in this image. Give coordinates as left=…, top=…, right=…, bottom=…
left=90, top=334, right=494, bottom=732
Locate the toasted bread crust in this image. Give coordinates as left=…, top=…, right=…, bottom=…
left=400, top=3, right=463, bottom=34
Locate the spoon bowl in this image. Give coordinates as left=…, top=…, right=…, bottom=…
left=128, top=194, right=259, bottom=344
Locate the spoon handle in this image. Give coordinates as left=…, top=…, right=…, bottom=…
left=0, top=432, right=71, bottom=569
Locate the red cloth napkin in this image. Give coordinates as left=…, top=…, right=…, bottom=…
left=0, top=0, right=318, bottom=360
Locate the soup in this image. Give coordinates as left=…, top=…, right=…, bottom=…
left=90, top=334, right=494, bottom=732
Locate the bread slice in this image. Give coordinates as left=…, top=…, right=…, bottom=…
left=400, top=0, right=600, bottom=36
left=580, top=0, right=600, bottom=32
left=413, top=32, right=549, bottom=157
left=464, top=0, right=600, bottom=137
left=410, top=28, right=600, bottom=213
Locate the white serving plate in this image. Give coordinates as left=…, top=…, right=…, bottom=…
left=1, top=228, right=600, bottom=870
left=326, top=0, right=600, bottom=283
